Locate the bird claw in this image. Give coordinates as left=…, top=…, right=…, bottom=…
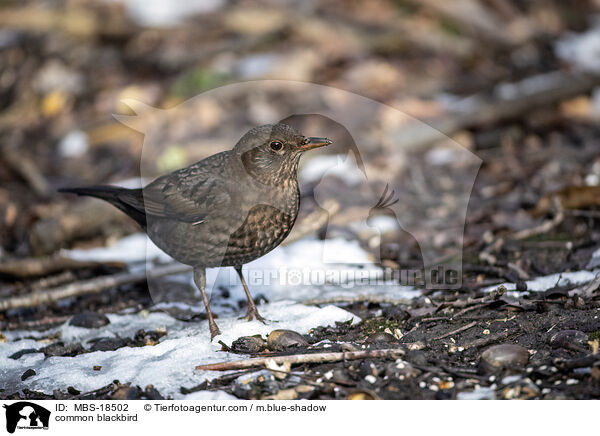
left=209, top=322, right=222, bottom=340
left=239, top=308, right=267, bottom=324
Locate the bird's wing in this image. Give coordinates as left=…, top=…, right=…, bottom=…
left=120, top=159, right=232, bottom=224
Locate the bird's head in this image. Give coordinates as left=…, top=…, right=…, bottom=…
left=234, top=123, right=332, bottom=185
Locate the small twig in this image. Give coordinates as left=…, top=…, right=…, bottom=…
left=461, top=330, right=512, bottom=350
left=411, top=362, right=487, bottom=382
left=512, top=197, right=564, bottom=240
left=507, top=262, right=530, bottom=280
left=218, top=341, right=232, bottom=352
left=554, top=354, right=600, bottom=370
left=433, top=321, right=478, bottom=340
left=0, top=262, right=190, bottom=311
left=0, top=255, right=125, bottom=278
left=452, top=304, right=483, bottom=318
left=0, top=314, right=73, bottom=330
left=1, top=133, right=51, bottom=197
left=0, top=270, right=76, bottom=299
left=195, top=348, right=405, bottom=371
left=569, top=274, right=600, bottom=299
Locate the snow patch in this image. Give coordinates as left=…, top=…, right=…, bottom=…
left=483, top=270, right=599, bottom=294
left=556, top=19, right=600, bottom=73
left=300, top=154, right=365, bottom=186
left=1, top=304, right=357, bottom=399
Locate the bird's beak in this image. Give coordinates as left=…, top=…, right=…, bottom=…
left=299, top=137, right=332, bottom=151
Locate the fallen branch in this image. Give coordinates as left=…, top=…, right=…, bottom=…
left=0, top=254, right=125, bottom=278
left=0, top=262, right=190, bottom=311
left=407, top=0, right=512, bottom=46
left=30, top=198, right=136, bottom=255
left=0, top=314, right=72, bottom=330
left=461, top=330, right=512, bottom=350
left=569, top=274, right=600, bottom=299
left=554, top=354, right=600, bottom=370
left=1, top=133, right=51, bottom=197
left=433, top=321, right=478, bottom=340
left=479, top=197, right=565, bottom=259
left=507, top=262, right=530, bottom=280
left=512, top=196, right=564, bottom=240
left=392, top=71, right=600, bottom=151
left=195, top=348, right=405, bottom=371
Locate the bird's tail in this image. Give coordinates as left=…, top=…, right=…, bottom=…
left=58, top=185, right=147, bottom=227
left=58, top=185, right=124, bottom=200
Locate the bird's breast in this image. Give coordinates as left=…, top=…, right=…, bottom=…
left=222, top=186, right=300, bottom=265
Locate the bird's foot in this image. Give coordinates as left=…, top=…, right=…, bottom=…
left=209, top=320, right=222, bottom=340
left=239, top=306, right=267, bottom=324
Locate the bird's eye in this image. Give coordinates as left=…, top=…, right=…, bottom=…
left=269, top=141, right=283, bottom=151
left=301, top=137, right=309, bottom=145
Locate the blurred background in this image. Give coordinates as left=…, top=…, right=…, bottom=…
left=1, top=0, right=600, bottom=266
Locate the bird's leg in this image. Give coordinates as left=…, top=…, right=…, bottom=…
left=193, top=268, right=221, bottom=339
left=235, top=266, right=266, bottom=323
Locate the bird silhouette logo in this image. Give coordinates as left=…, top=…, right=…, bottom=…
left=3, top=402, right=50, bottom=433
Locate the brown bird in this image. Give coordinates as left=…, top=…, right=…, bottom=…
left=60, top=123, right=331, bottom=338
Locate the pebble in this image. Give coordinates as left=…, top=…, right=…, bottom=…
left=89, top=337, right=127, bottom=352
left=67, top=386, right=80, bottom=395
left=330, top=369, right=354, bottom=386
left=406, top=350, right=428, bottom=366
left=69, top=312, right=110, bottom=329
left=133, top=329, right=167, bottom=346
left=382, top=306, right=410, bottom=321
left=233, top=370, right=278, bottom=399
left=385, top=360, right=419, bottom=379
left=40, top=342, right=85, bottom=357
left=364, top=375, right=377, bottom=384
left=231, top=335, right=266, bottom=354
left=359, top=360, right=380, bottom=378
left=348, top=391, right=378, bottom=400
left=516, top=280, right=528, bottom=292
left=9, top=349, right=41, bottom=360
left=144, top=385, right=164, bottom=400
left=500, top=377, right=539, bottom=399
left=110, top=385, right=139, bottom=400
left=21, top=369, right=36, bottom=381
left=549, top=330, right=589, bottom=351
left=267, top=330, right=309, bottom=351
left=365, top=332, right=398, bottom=344
left=53, top=389, right=70, bottom=400
left=480, top=343, right=529, bottom=372
left=408, top=341, right=426, bottom=351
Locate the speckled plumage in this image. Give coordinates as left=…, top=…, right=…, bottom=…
left=60, top=123, right=331, bottom=339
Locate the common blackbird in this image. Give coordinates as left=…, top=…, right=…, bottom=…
left=60, top=123, right=331, bottom=338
